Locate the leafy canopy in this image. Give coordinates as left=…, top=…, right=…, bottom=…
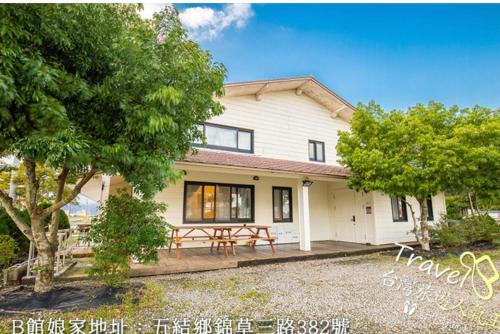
left=337, top=101, right=460, bottom=199
left=337, top=102, right=499, bottom=201
left=0, top=4, right=226, bottom=197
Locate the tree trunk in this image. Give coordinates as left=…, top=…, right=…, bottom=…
left=405, top=201, right=421, bottom=246
left=467, top=192, right=476, bottom=216
left=31, top=217, right=55, bottom=293
left=417, top=197, right=431, bottom=251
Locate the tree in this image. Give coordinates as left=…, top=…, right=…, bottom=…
left=0, top=4, right=225, bottom=292
left=86, top=192, right=170, bottom=287
left=337, top=101, right=464, bottom=251
left=450, top=106, right=500, bottom=213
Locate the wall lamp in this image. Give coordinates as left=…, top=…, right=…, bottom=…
left=253, top=176, right=260, bottom=181
left=302, top=178, right=314, bottom=187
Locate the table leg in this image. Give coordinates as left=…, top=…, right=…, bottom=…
left=228, top=228, right=236, bottom=255
left=223, top=242, right=228, bottom=256
left=264, top=228, right=276, bottom=254
left=168, top=229, right=175, bottom=253
left=210, top=229, right=217, bottom=252
left=217, top=229, right=222, bottom=251
left=176, top=242, right=181, bottom=259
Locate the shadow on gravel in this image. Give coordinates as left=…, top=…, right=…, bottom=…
left=0, top=284, right=140, bottom=314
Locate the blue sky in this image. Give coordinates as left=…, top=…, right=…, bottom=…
left=170, top=4, right=500, bottom=110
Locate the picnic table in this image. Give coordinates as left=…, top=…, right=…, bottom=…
left=168, top=225, right=276, bottom=258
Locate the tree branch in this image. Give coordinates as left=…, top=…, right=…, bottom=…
left=24, top=158, right=39, bottom=215
left=0, top=189, right=33, bottom=241
left=48, top=167, right=69, bottom=249
left=40, top=166, right=98, bottom=221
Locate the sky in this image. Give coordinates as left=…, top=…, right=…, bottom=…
left=143, top=4, right=500, bottom=110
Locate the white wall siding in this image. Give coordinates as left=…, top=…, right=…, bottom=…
left=372, top=192, right=447, bottom=245
left=211, top=91, right=351, bottom=165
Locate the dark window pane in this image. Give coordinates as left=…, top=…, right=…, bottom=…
left=273, top=189, right=282, bottom=221
left=203, top=185, right=215, bottom=220
left=238, top=187, right=252, bottom=219
left=215, top=186, right=231, bottom=220
left=391, top=197, right=401, bottom=221
left=185, top=184, right=202, bottom=221
left=282, top=189, right=291, bottom=219
left=427, top=197, right=434, bottom=220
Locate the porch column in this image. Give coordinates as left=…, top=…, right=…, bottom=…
left=297, top=179, right=312, bottom=251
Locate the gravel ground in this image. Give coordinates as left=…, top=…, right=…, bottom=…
left=142, top=252, right=500, bottom=334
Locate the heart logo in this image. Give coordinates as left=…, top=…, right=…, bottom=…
left=404, top=300, right=418, bottom=316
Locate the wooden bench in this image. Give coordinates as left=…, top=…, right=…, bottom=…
left=212, top=236, right=277, bottom=255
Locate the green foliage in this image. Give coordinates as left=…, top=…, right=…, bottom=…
left=0, top=206, right=30, bottom=255
left=0, top=4, right=224, bottom=290
left=432, top=215, right=500, bottom=247
left=0, top=235, right=18, bottom=268
left=86, top=193, right=171, bottom=287
left=337, top=102, right=499, bottom=200
left=445, top=195, right=470, bottom=220
left=337, top=101, right=460, bottom=198
left=38, top=203, right=70, bottom=230
left=0, top=204, right=69, bottom=255
left=0, top=163, right=76, bottom=206
left=0, top=4, right=225, bottom=197
left=450, top=107, right=500, bottom=209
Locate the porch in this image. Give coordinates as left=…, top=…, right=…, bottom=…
left=59, top=241, right=411, bottom=281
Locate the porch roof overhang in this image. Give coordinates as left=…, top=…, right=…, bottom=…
left=179, top=149, right=350, bottom=179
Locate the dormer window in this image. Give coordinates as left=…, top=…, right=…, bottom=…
left=308, top=140, right=325, bottom=162
left=195, top=123, right=253, bottom=153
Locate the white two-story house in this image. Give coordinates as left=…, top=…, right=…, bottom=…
left=82, top=76, right=446, bottom=251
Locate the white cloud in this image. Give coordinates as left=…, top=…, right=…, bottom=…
left=179, top=4, right=254, bottom=41
left=140, top=3, right=253, bottom=41
left=140, top=3, right=169, bottom=20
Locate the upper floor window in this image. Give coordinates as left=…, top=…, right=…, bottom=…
left=194, top=123, right=253, bottom=153
left=308, top=140, right=325, bottom=162
left=391, top=196, right=408, bottom=222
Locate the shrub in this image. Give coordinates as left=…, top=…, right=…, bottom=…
left=0, top=235, right=18, bottom=268
left=0, top=207, right=30, bottom=256
left=432, top=214, right=500, bottom=247
left=86, top=192, right=171, bottom=287
left=461, top=215, right=499, bottom=243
